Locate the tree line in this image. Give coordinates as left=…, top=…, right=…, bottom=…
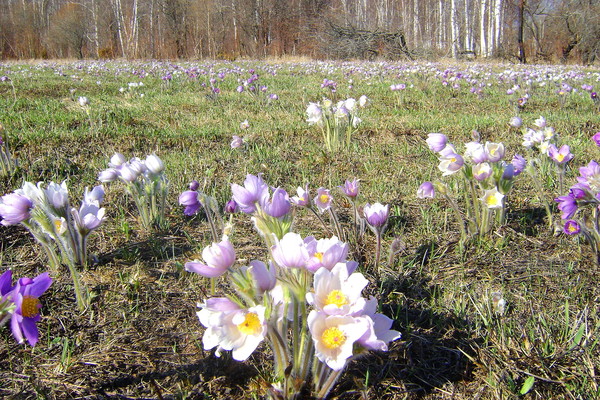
left=1, top=0, right=598, bottom=63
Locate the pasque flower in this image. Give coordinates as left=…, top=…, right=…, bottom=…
left=271, top=232, right=310, bottom=269
left=179, top=190, right=202, bottom=216
left=363, top=203, right=389, bottom=229
left=563, top=220, right=580, bottom=235
left=304, top=236, right=349, bottom=273
left=307, top=311, right=368, bottom=371
left=261, top=187, right=291, bottom=218
left=314, top=188, right=333, bottom=212
left=555, top=195, right=578, bottom=219
left=548, top=144, right=574, bottom=164
left=426, top=133, right=448, bottom=153
left=438, top=152, right=464, bottom=176
left=0, top=192, right=33, bottom=226
left=417, top=182, right=435, bottom=199
left=185, top=238, right=236, bottom=278
left=197, top=298, right=267, bottom=361
left=10, top=272, right=52, bottom=346
left=231, top=174, right=269, bottom=214
left=306, top=263, right=368, bottom=315
left=480, top=188, right=505, bottom=209
left=340, top=178, right=359, bottom=199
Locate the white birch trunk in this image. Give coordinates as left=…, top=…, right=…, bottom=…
left=493, top=0, right=503, bottom=54
left=450, top=0, right=458, bottom=58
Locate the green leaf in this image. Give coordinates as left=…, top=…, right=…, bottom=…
left=520, top=376, right=535, bottom=395
left=569, top=323, right=585, bottom=351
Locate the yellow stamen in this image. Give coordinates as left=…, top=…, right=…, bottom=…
left=313, top=252, right=324, bottom=262
left=568, top=225, right=578, bottom=233
left=319, top=194, right=330, bottom=204
left=21, top=296, right=40, bottom=318
left=556, top=153, right=565, bottom=163
left=325, top=290, right=349, bottom=308
left=486, top=196, right=498, bottom=206
left=237, top=312, right=262, bottom=335
left=321, top=327, right=346, bottom=349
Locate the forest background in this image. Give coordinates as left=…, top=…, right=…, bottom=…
left=1, top=0, right=599, bottom=64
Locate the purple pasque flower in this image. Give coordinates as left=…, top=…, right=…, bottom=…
left=569, top=183, right=590, bottom=200
left=189, top=180, right=200, bottom=191
left=464, top=141, right=488, bottom=164
left=304, top=236, right=349, bottom=273
left=511, top=154, right=527, bottom=176
left=10, top=272, right=52, bottom=346
left=44, top=181, right=69, bottom=210
left=71, top=201, right=105, bottom=233
left=577, top=161, right=600, bottom=192
left=271, top=232, right=310, bottom=269
left=555, top=195, right=578, bottom=220
left=231, top=174, right=269, bottom=214
left=261, top=187, right=291, bottom=218
left=314, top=188, right=333, bottom=213
left=231, top=135, right=243, bottom=149
left=472, top=162, right=492, bottom=181
left=179, top=190, right=202, bottom=216
left=248, top=260, right=276, bottom=293
left=98, top=168, right=119, bottom=183
left=291, top=185, right=310, bottom=207
left=417, top=182, right=435, bottom=199
left=356, top=297, right=401, bottom=351
left=340, top=178, right=359, bottom=199
left=438, top=152, right=464, bottom=176
left=509, top=116, right=523, bottom=128
left=548, top=144, right=574, bottom=164
left=563, top=220, right=581, bottom=235
left=145, top=154, right=165, bottom=175
left=109, top=153, right=127, bottom=168
left=225, top=199, right=238, bottom=214
left=592, top=132, right=600, bottom=147
left=0, top=192, right=33, bottom=226
left=185, top=238, right=236, bottom=278
left=0, top=270, right=13, bottom=296
left=363, top=203, right=389, bottom=230
left=426, top=133, right=448, bottom=153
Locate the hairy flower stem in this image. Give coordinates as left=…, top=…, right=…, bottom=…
left=375, top=232, right=382, bottom=274
left=66, top=259, right=88, bottom=312
left=316, top=367, right=345, bottom=400
left=309, top=207, right=333, bottom=235
left=327, top=207, right=345, bottom=241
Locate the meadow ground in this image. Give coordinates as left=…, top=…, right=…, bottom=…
left=0, top=59, right=599, bottom=399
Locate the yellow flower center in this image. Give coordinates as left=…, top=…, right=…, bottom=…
left=556, top=153, right=565, bottom=162
left=321, top=327, right=346, bottom=349
left=319, top=194, right=330, bottom=204
left=325, top=290, right=348, bottom=308
left=54, top=219, right=66, bottom=234
left=237, top=312, right=262, bottom=335
left=568, top=224, right=578, bottom=233
left=21, top=296, right=40, bottom=318
left=450, top=157, right=457, bottom=163
left=486, top=195, right=498, bottom=206
left=313, top=252, right=324, bottom=262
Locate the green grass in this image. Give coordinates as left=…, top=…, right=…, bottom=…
left=0, top=59, right=599, bottom=399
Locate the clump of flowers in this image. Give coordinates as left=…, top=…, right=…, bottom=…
left=419, top=132, right=523, bottom=246
left=0, top=181, right=105, bottom=310
left=306, top=96, right=368, bottom=152
left=99, top=153, right=168, bottom=230
left=0, top=270, right=52, bottom=346
left=183, top=173, right=400, bottom=399
left=555, top=158, right=600, bottom=265
left=0, top=124, right=18, bottom=176
left=520, top=116, right=574, bottom=228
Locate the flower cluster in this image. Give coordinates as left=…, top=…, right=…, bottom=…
left=182, top=173, right=399, bottom=398
left=520, top=116, right=574, bottom=227
left=0, top=181, right=103, bottom=309
left=0, top=270, right=52, bottom=346
left=306, top=96, right=368, bottom=152
left=99, top=153, right=168, bottom=230
left=419, top=132, right=523, bottom=240
left=555, top=159, right=600, bottom=264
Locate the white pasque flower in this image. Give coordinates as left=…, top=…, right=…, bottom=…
left=480, top=188, right=504, bottom=209
left=197, top=298, right=267, bottom=361
left=308, top=311, right=368, bottom=371
left=306, top=262, right=367, bottom=315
